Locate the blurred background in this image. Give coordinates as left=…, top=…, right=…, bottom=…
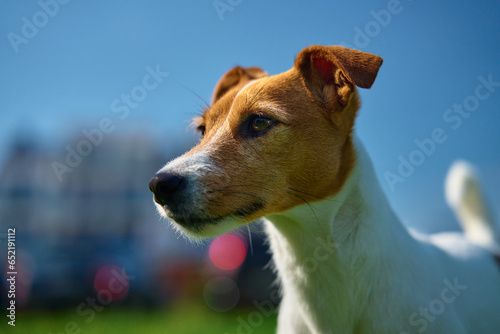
left=1, top=0, right=499, bottom=333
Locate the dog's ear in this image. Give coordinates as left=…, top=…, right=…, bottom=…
left=212, top=66, right=268, bottom=104
left=294, top=45, right=383, bottom=107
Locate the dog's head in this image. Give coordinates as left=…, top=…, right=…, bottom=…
left=149, top=45, right=383, bottom=238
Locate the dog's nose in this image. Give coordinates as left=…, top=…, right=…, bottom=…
left=148, top=173, right=185, bottom=206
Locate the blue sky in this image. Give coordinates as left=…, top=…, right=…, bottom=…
left=1, top=0, right=499, bottom=232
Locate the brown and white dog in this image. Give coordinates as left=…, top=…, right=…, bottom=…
left=149, top=45, right=500, bottom=333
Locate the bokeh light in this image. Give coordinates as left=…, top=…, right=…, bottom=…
left=209, top=234, right=247, bottom=271
left=93, top=265, right=130, bottom=302
left=203, top=276, right=240, bottom=312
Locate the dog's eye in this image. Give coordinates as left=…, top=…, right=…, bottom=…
left=196, top=125, right=206, bottom=136
left=249, top=115, right=274, bottom=134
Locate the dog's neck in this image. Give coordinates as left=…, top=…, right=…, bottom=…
left=264, top=134, right=420, bottom=333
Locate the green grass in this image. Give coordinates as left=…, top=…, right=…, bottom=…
left=12, top=302, right=277, bottom=334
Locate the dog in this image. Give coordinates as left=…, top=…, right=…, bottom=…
left=149, top=45, right=500, bottom=333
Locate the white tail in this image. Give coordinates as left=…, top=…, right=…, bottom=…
left=445, top=160, right=499, bottom=249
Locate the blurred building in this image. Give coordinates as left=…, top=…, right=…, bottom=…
left=0, top=129, right=274, bottom=309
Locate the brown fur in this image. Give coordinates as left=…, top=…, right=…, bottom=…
left=184, top=45, right=383, bottom=224
left=211, top=66, right=268, bottom=104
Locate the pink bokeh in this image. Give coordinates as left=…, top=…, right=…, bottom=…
left=209, top=234, right=247, bottom=271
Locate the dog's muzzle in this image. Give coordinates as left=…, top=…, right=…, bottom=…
left=148, top=171, right=229, bottom=233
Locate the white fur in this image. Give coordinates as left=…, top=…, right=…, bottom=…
left=153, top=70, right=500, bottom=332
left=160, top=150, right=215, bottom=179
left=264, top=135, right=500, bottom=333
left=156, top=150, right=243, bottom=239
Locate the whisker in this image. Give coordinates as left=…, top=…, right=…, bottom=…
left=246, top=224, right=254, bottom=256
left=207, top=199, right=225, bottom=206
left=287, top=187, right=342, bottom=204
left=286, top=189, right=340, bottom=244
left=213, top=189, right=264, bottom=202
left=288, top=187, right=357, bottom=220
left=286, top=190, right=320, bottom=226
left=177, top=82, right=210, bottom=110
left=218, top=184, right=271, bottom=191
